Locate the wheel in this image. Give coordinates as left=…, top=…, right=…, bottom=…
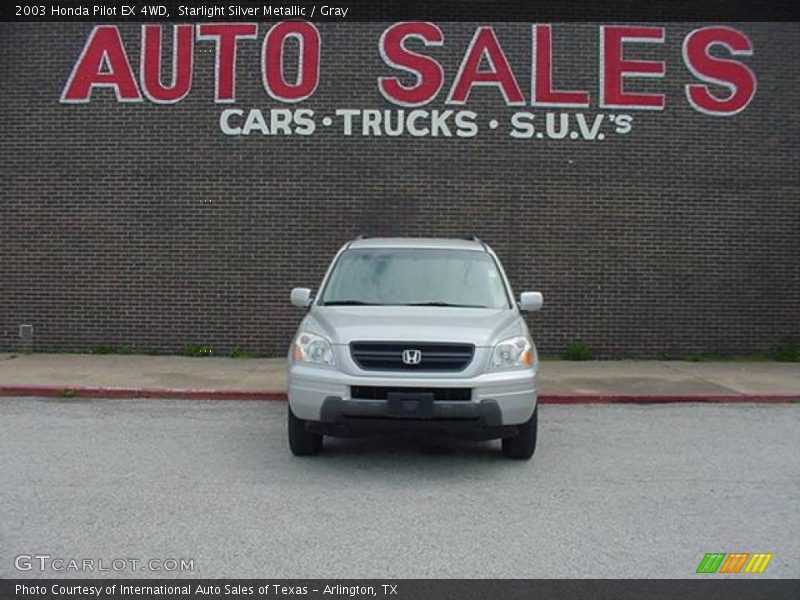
left=502, top=406, right=537, bottom=460
left=288, top=406, right=323, bottom=456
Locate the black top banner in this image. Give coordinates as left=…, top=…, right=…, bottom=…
left=1, top=0, right=798, bottom=22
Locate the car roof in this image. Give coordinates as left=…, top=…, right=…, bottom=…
left=347, top=237, right=487, bottom=251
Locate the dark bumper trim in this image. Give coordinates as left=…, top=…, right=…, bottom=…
left=308, top=395, right=516, bottom=439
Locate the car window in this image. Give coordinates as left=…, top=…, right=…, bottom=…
left=320, top=248, right=510, bottom=308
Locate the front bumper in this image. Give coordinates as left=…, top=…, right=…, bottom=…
left=288, top=362, right=537, bottom=427
left=306, top=396, right=518, bottom=440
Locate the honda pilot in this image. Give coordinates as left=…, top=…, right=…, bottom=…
left=287, top=237, right=543, bottom=459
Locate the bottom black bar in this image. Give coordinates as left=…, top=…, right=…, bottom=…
left=2, top=580, right=798, bottom=600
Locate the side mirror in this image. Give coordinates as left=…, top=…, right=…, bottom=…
left=519, top=291, right=543, bottom=312
left=290, top=287, right=313, bottom=308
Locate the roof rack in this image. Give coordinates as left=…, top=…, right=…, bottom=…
left=346, top=234, right=368, bottom=249
left=467, top=235, right=488, bottom=251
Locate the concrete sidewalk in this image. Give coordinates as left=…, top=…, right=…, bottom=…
left=0, top=352, right=797, bottom=403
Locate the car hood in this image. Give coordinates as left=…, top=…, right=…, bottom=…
left=302, top=306, right=525, bottom=347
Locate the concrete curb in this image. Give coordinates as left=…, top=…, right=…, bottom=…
left=0, top=386, right=285, bottom=401
left=539, top=394, right=798, bottom=404
left=0, top=386, right=797, bottom=404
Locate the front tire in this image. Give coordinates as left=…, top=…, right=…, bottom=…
left=288, top=406, right=323, bottom=456
left=502, top=406, right=537, bottom=460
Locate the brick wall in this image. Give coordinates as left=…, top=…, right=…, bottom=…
left=0, top=22, right=798, bottom=357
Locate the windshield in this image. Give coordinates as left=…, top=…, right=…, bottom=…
left=319, top=248, right=511, bottom=309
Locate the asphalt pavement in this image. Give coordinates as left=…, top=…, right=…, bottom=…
left=1, top=398, right=798, bottom=578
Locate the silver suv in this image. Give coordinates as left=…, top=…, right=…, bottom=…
left=287, top=237, right=543, bottom=459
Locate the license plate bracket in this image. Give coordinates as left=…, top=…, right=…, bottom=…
left=387, top=391, right=435, bottom=418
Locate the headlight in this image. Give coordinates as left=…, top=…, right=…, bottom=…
left=291, top=331, right=335, bottom=366
left=489, top=336, right=535, bottom=371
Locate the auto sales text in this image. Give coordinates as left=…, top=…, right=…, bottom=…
left=57, top=22, right=757, bottom=139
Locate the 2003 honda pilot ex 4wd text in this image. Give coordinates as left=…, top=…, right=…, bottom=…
left=287, top=237, right=544, bottom=459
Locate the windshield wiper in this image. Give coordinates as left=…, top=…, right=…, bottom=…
left=322, top=300, right=381, bottom=306
left=404, top=302, right=488, bottom=308
left=323, top=300, right=488, bottom=307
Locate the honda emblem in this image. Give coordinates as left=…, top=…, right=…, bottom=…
left=402, top=349, right=422, bottom=365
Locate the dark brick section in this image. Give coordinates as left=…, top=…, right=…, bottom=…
left=1, top=23, right=798, bottom=357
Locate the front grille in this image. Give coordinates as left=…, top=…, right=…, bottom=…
left=351, top=386, right=472, bottom=402
left=350, top=342, right=474, bottom=371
